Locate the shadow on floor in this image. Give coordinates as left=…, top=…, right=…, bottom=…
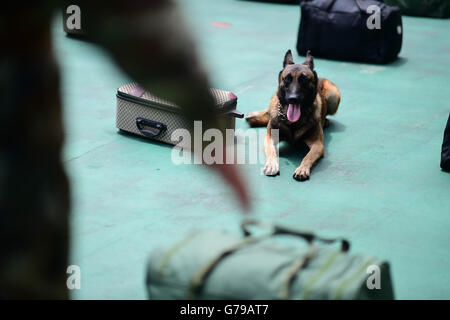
left=117, top=129, right=174, bottom=150
left=387, top=57, right=408, bottom=67
left=278, top=118, right=346, bottom=174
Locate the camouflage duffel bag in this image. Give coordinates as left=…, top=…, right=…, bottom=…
left=146, top=220, right=395, bottom=300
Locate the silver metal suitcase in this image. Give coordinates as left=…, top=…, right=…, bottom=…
left=116, top=82, right=243, bottom=145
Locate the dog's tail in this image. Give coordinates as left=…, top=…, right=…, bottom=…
left=323, top=79, right=341, bottom=116
left=245, top=108, right=270, bottom=127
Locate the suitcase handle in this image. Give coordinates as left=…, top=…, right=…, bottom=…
left=136, top=117, right=167, bottom=137
left=223, top=109, right=244, bottom=118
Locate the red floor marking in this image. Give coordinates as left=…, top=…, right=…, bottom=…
left=211, top=21, right=231, bottom=28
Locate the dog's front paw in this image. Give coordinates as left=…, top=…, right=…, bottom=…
left=293, top=166, right=310, bottom=181
left=263, top=158, right=280, bottom=176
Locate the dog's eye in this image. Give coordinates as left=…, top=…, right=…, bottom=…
left=284, top=75, right=292, bottom=83
left=299, top=73, right=308, bottom=83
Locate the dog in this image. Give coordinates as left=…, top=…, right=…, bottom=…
left=245, top=50, right=341, bottom=181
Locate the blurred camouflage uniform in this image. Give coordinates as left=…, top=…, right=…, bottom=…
left=0, top=1, right=221, bottom=299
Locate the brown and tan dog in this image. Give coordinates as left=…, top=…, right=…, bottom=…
left=246, top=50, right=341, bottom=181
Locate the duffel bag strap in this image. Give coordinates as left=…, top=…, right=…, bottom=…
left=282, top=243, right=318, bottom=299
left=354, top=0, right=385, bottom=12
left=241, top=219, right=350, bottom=252
left=306, top=0, right=337, bottom=11
left=187, top=234, right=273, bottom=299
left=306, top=0, right=385, bottom=13
left=188, top=220, right=350, bottom=299
left=242, top=220, right=351, bottom=299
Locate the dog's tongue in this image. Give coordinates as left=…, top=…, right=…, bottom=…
left=287, top=104, right=301, bottom=122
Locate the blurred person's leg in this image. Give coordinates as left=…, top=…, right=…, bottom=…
left=80, top=0, right=249, bottom=209
left=0, top=5, right=70, bottom=298
left=0, top=0, right=249, bottom=299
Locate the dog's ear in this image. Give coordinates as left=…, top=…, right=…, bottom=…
left=313, top=70, right=318, bottom=88
left=283, top=50, right=294, bottom=68
left=303, top=50, right=314, bottom=70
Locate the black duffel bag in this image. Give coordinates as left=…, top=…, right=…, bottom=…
left=441, top=113, right=450, bottom=172
left=297, top=0, right=403, bottom=64
left=384, top=0, right=450, bottom=19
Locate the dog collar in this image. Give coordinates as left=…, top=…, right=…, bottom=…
left=278, top=101, right=287, bottom=121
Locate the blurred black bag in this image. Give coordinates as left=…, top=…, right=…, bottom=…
left=384, top=0, right=450, bottom=19
left=297, top=0, right=403, bottom=64
left=441, top=113, right=450, bottom=172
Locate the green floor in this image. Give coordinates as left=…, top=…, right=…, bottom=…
left=54, top=0, right=450, bottom=299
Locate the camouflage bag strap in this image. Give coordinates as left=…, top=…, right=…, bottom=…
left=187, top=232, right=273, bottom=299
left=242, top=220, right=350, bottom=251
left=242, top=220, right=350, bottom=299
left=188, top=220, right=350, bottom=299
